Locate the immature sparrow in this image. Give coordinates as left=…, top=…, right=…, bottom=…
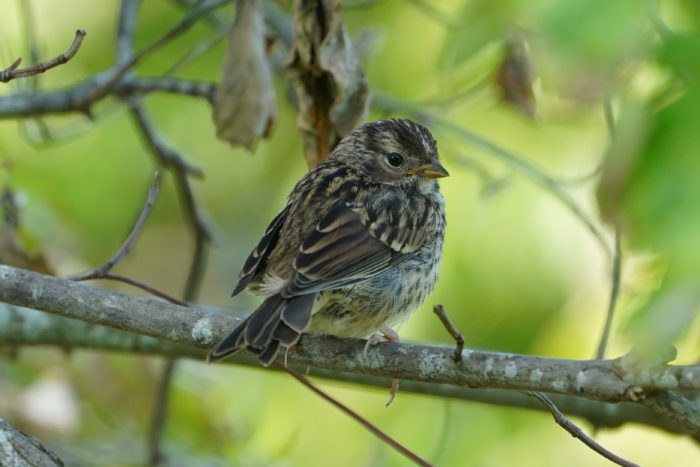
left=209, top=119, right=447, bottom=369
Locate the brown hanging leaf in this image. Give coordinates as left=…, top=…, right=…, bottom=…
left=286, top=0, right=370, bottom=168
left=213, top=0, right=276, bottom=152
left=496, top=34, right=536, bottom=119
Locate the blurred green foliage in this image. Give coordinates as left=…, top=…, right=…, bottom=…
left=1, top=0, right=700, bottom=465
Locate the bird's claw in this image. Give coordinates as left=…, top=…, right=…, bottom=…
left=386, top=378, right=400, bottom=406
left=363, top=333, right=388, bottom=358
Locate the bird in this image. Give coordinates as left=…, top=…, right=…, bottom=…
left=208, top=118, right=447, bottom=374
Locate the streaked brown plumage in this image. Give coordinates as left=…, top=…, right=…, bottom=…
left=209, top=119, right=447, bottom=365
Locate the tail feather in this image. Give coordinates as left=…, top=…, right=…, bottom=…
left=209, top=292, right=317, bottom=366
left=257, top=340, right=281, bottom=366
left=273, top=322, right=301, bottom=347
left=207, top=317, right=247, bottom=363
left=245, top=296, right=284, bottom=348
left=280, top=293, right=316, bottom=332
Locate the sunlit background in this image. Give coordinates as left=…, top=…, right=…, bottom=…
left=1, top=0, right=699, bottom=465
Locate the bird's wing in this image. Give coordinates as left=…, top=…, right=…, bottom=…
left=283, top=201, right=424, bottom=297
left=232, top=206, right=289, bottom=296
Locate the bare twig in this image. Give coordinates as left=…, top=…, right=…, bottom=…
left=148, top=358, right=176, bottom=466
left=0, top=75, right=216, bottom=118
left=279, top=363, right=433, bottom=467
left=171, top=0, right=230, bottom=31
left=406, top=0, right=457, bottom=29
left=17, top=0, right=53, bottom=143
left=69, top=172, right=161, bottom=280
left=88, top=273, right=189, bottom=307
left=1, top=30, right=86, bottom=83
left=433, top=305, right=464, bottom=362
left=115, top=76, right=216, bottom=102
left=603, top=96, right=616, bottom=141
left=165, top=30, right=228, bottom=75
left=647, top=3, right=691, bottom=85
left=596, top=226, right=622, bottom=359
left=129, top=105, right=205, bottom=177
left=167, top=0, right=230, bottom=74
left=525, top=391, right=640, bottom=467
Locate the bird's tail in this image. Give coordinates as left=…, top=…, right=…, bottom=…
left=207, top=293, right=316, bottom=366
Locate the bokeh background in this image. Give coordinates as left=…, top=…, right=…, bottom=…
left=1, top=0, right=700, bottom=465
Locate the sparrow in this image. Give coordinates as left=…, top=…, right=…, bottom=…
left=209, top=119, right=447, bottom=372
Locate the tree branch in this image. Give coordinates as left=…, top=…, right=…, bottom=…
left=0, top=303, right=692, bottom=437
left=1, top=265, right=699, bottom=404
left=0, top=75, right=215, bottom=118
left=0, top=0, right=225, bottom=119
left=0, top=417, right=63, bottom=466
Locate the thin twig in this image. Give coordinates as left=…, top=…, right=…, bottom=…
left=17, top=0, right=53, bottom=143
left=525, top=391, right=640, bottom=467
left=165, top=30, right=228, bottom=75
left=148, top=358, right=176, bottom=466
left=129, top=105, right=205, bottom=177
left=0, top=30, right=87, bottom=83
left=595, top=226, right=622, bottom=359
left=603, top=96, right=615, bottom=142
left=86, top=273, right=189, bottom=307
left=278, top=363, right=433, bottom=467
left=170, top=0, right=230, bottom=31
left=647, top=2, right=691, bottom=85
left=69, top=172, right=161, bottom=280
left=166, top=0, right=230, bottom=75
left=406, top=0, right=457, bottom=30
left=433, top=305, right=464, bottom=362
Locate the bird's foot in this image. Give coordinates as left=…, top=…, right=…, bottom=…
left=363, top=326, right=400, bottom=357
left=362, top=326, right=401, bottom=406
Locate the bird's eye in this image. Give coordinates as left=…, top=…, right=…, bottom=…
left=386, top=152, right=404, bottom=167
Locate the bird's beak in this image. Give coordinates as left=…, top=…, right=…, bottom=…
left=408, top=161, right=450, bottom=179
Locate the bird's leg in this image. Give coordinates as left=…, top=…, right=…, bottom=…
left=362, top=326, right=401, bottom=406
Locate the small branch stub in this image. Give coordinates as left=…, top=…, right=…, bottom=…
left=0, top=29, right=86, bottom=83
left=433, top=304, right=465, bottom=361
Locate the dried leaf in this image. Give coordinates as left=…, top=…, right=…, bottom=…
left=286, top=0, right=370, bottom=167
left=496, top=34, right=536, bottom=118
left=213, top=0, right=276, bottom=151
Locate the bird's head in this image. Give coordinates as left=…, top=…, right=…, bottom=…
left=331, top=119, right=448, bottom=189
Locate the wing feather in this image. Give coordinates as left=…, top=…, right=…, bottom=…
left=282, top=203, right=408, bottom=297
left=232, top=207, right=289, bottom=296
